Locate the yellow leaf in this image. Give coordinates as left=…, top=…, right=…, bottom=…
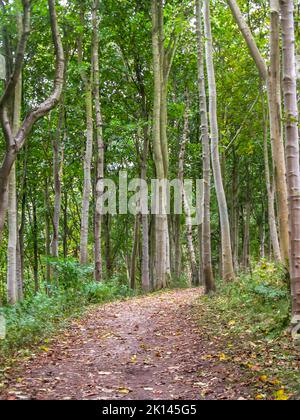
left=39, top=346, right=49, bottom=353
left=274, top=389, right=289, bottom=401
left=118, top=387, right=130, bottom=395
left=131, top=355, right=137, bottom=364
left=255, top=394, right=265, bottom=400
left=259, top=375, right=268, bottom=382
left=228, top=320, right=236, bottom=326
left=219, top=353, right=228, bottom=361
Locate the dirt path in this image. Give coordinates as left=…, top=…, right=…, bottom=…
left=1, top=289, right=252, bottom=400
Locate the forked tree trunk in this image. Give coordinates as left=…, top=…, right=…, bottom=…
left=204, top=0, right=235, bottom=282
left=279, top=0, right=300, bottom=321
left=227, top=0, right=289, bottom=263
left=196, top=0, right=215, bottom=292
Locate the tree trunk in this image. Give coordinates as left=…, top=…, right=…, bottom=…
left=141, top=126, right=150, bottom=292
left=196, top=0, right=215, bottom=292
left=51, top=102, right=64, bottom=259
left=261, top=87, right=282, bottom=262
left=279, top=0, right=300, bottom=321
left=227, top=0, right=289, bottom=263
left=204, top=0, right=235, bottom=282
left=92, top=0, right=104, bottom=282
left=7, top=13, right=22, bottom=305
left=130, top=215, right=140, bottom=289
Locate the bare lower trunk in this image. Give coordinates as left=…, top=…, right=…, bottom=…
left=262, top=87, right=282, bottom=262
left=204, top=0, right=234, bottom=282
left=51, top=103, right=64, bottom=259
left=242, top=200, right=251, bottom=270
left=280, top=0, right=300, bottom=321
left=196, top=0, right=215, bottom=292
left=130, top=215, right=140, bottom=289
left=7, top=14, right=22, bottom=304
left=141, top=126, right=150, bottom=292
left=80, top=86, right=93, bottom=265
left=92, top=0, right=104, bottom=282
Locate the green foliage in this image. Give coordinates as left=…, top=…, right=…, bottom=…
left=196, top=262, right=300, bottom=399
left=0, top=259, right=135, bottom=363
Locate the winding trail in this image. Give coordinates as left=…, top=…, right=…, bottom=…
left=1, top=289, right=252, bottom=400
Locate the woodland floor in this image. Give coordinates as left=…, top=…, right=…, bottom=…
left=0, top=288, right=260, bottom=400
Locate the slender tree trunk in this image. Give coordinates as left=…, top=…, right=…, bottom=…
left=280, top=0, right=300, bottom=321
left=231, top=151, right=240, bottom=271
left=262, top=87, right=282, bottom=262
left=178, top=95, right=199, bottom=286
left=7, top=13, right=22, bottom=305
left=130, top=215, right=140, bottom=289
left=269, top=0, right=289, bottom=262
left=242, top=199, right=251, bottom=270
left=63, top=189, right=68, bottom=258
left=92, top=0, right=104, bottom=282
left=152, top=0, right=167, bottom=289
left=32, top=197, right=39, bottom=293
left=51, top=102, right=64, bottom=259
left=141, top=126, right=150, bottom=292
left=196, top=0, right=215, bottom=292
left=204, top=0, right=235, bottom=282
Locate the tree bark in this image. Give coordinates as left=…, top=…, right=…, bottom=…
left=92, top=0, right=104, bottom=281
left=78, top=13, right=93, bottom=265
left=261, top=87, right=282, bottom=262
left=279, top=0, right=300, bottom=320
left=7, top=13, right=22, bottom=305
left=204, top=0, right=235, bottom=281
left=227, top=0, right=289, bottom=263
left=196, top=0, right=215, bottom=292
left=0, top=0, right=65, bottom=245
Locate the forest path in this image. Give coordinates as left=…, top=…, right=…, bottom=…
left=1, top=289, right=252, bottom=400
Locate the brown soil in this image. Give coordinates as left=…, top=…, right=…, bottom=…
left=0, top=289, right=252, bottom=400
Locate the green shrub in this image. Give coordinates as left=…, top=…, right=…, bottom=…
left=0, top=259, right=135, bottom=363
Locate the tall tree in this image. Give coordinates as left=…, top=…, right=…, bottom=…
left=204, top=0, right=235, bottom=281
left=0, top=0, right=65, bottom=246
left=92, top=0, right=104, bottom=281
left=196, top=0, right=215, bottom=292
left=279, top=0, right=300, bottom=322
left=227, top=0, right=289, bottom=263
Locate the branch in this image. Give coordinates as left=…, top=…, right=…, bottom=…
left=15, top=0, right=65, bottom=150
left=227, top=0, right=268, bottom=81
left=0, top=0, right=31, bottom=108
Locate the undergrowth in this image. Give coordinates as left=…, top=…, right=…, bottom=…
left=0, top=259, right=135, bottom=366
left=196, top=260, right=300, bottom=400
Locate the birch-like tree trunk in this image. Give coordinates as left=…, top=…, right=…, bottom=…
left=7, top=13, right=22, bottom=305
left=78, top=12, right=93, bottom=266
left=279, top=0, right=300, bottom=321
left=92, top=0, right=104, bottom=281
left=196, top=0, right=215, bottom=292
left=261, top=87, right=281, bottom=262
left=152, top=0, right=167, bottom=289
left=51, top=102, right=64, bottom=259
left=141, top=125, right=150, bottom=292
left=178, top=96, right=199, bottom=286
left=204, top=0, right=235, bottom=281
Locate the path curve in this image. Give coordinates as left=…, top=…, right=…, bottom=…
left=1, top=289, right=251, bottom=400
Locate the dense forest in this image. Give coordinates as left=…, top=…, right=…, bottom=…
left=0, top=0, right=300, bottom=401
